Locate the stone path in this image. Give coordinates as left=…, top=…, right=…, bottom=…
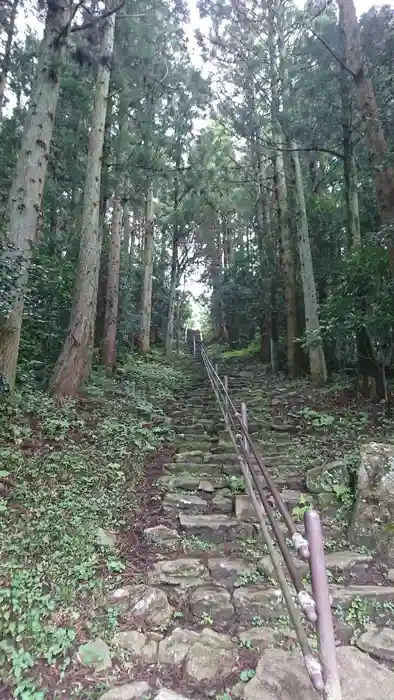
left=93, top=355, right=394, bottom=699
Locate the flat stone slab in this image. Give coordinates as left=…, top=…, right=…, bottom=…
left=77, top=638, right=111, bottom=671
left=330, top=584, right=394, bottom=605
left=144, top=524, right=179, bottom=546
left=108, top=585, right=173, bottom=626
left=185, top=628, right=237, bottom=681
left=324, top=551, right=373, bottom=571
left=179, top=513, right=253, bottom=541
left=235, top=495, right=266, bottom=522
left=203, top=452, right=239, bottom=464
left=162, top=491, right=208, bottom=513
left=99, top=682, right=151, bottom=700
left=258, top=555, right=309, bottom=579
left=208, top=557, right=258, bottom=585
left=155, top=691, right=194, bottom=700
left=164, top=462, right=223, bottom=474
left=189, top=585, right=234, bottom=620
left=238, top=627, right=296, bottom=652
left=149, top=558, right=208, bottom=588
left=211, top=492, right=233, bottom=513
left=356, top=625, right=394, bottom=661
left=158, top=627, right=200, bottom=664
left=157, top=474, right=227, bottom=491
left=243, top=646, right=394, bottom=699
left=305, top=460, right=348, bottom=493
left=175, top=451, right=205, bottom=463
left=113, top=630, right=159, bottom=661
left=233, top=586, right=286, bottom=620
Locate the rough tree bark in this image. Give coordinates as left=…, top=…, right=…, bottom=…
left=165, top=141, right=181, bottom=356
left=268, top=3, right=297, bottom=377
left=0, top=0, right=19, bottom=117
left=101, top=195, right=122, bottom=368
left=339, top=12, right=360, bottom=247
left=261, top=173, right=278, bottom=373
left=165, top=232, right=178, bottom=357
left=0, top=0, right=72, bottom=389
left=291, top=143, right=327, bottom=383
left=210, top=220, right=228, bottom=342
left=122, top=202, right=131, bottom=262
left=49, top=3, right=116, bottom=396
left=102, top=100, right=128, bottom=369
left=139, top=184, right=154, bottom=354
left=337, top=0, right=394, bottom=272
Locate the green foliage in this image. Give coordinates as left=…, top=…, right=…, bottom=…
left=321, top=245, right=394, bottom=362
left=226, top=474, right=245, bottom=493
left=0, top=353, right=181, bottom=695
left=239, top=668, right=256, bottom=682
left=333, top=484, right=354, bottom=510
left=292, top=494, right=313, bottom=522
left=301, top=407, right=335, bottom=429
left=221, top=339, right=260, bottom=359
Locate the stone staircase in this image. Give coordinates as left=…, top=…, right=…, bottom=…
left=98, top=354, right=394, bottom=700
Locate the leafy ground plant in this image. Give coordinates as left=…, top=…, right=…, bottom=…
left=0, top=353, right=183, bottom=698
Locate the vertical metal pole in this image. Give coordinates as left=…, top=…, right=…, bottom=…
left=224, top=375, right=229, bottom=427
left=304, top=510, right=342, bottom=700
left=193, top=335, right=196, bottom=356
left=241, top=402, right=249, bottom=454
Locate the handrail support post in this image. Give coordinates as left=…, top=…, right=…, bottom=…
left=305, top=510, right=342, bottom=700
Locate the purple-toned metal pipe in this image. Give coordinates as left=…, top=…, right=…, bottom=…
left=304, top=510, right=343, bottom=700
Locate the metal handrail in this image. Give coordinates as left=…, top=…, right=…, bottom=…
left=189, top=334, right=342, bottom=700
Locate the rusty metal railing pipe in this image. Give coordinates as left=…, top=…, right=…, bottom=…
left=305, top=511, right=343, bottom=700
left=195, top=341, right=342, bottom=697
left=203, top=347, right=309, bottom=561
left=202, top=352, right=317, bottom=623
left=205, top=364, right=323, bottom=690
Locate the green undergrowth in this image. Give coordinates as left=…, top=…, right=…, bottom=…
left=0, top=352, right=185, bottom=699
left=219, top=339, right=260, bottom=360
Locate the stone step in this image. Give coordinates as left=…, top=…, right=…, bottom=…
left=235, top=491, right=308, bottom=522
left=157, top=473, right=229, bottom=492
left=175, top=425, right=209, bottom=435
left=164, top=462, right=225, bottom=475
left=330, top=584, right=394, bottom=606
left=242, top=646, right=394, bottom=700
left=179, top=512, right=254, bottom=542
left=233, top=585, right=287, bottom=621
left=207, top=556, right=264, bottom=586
left=162, top=492, right=209, bottom=514
left=148, top=557, right=209, bottom=588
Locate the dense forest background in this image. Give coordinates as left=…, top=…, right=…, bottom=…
left=0, top=0, right=394, bottom=397
left=2, top=2, right=394, bottom=698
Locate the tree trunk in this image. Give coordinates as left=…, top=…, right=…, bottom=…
left=261, top=178, right=278, bottom=373
left=139, top=184, right=154, bottom=354
left=337, top=0, right=394, bottom=271
left=101, top=96, right=128, bottom=369
left=123, top=201, right=131, bottom=262
left=340, top=28, right=361, bottom=247
left=49, top=3, right=116, bottom=396
left=0, top=0, right=72, bottom=389
left=269, top=2, right=297, bottom=377
left=210, top=222, right=228, bottom=342
left=165, top=233, right=178, bottom=356
left=102, top=195, right=122, bottom=368
left=291, top=142, right=327, bottom=383
left=94, top=91, right=113, bottom=351
left=0, top=0, right=19, bottom=117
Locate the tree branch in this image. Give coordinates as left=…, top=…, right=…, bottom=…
left=309, top=26, right=356, bottom=79
left=70, top=0, right=125, bottom=34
